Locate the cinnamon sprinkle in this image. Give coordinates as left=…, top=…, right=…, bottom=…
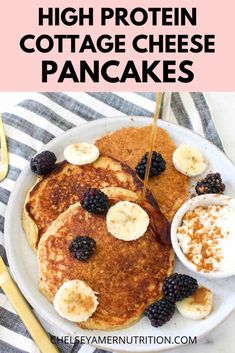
left=191, top=287, right=210, bottom=305
left=177, top=205, right=227, bottom=272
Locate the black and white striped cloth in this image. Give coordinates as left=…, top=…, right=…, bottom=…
left=0, top=92, right=223, bottom=353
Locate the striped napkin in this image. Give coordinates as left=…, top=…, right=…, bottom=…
left=0, top=92, right=223, bottom=353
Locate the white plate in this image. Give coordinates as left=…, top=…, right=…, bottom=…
left=5, top=117, right=235, bottom=353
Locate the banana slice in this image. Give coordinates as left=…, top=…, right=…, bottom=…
left=64, top=143, right=99, bottom=165
left=101, top=187, right=138, bottom=202
left=106, top=201, right=149, bottom=241
left=173, top=144, right=207, bottom=177
left=176, top=286, right=213, bottom=320
left=53, top=280, right=98, bottom=322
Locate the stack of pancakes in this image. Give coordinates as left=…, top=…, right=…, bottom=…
left=23, top=126, right=189, bottom=330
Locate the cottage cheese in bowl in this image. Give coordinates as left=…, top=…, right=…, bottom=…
left=171, top=195, right=235, bottom=278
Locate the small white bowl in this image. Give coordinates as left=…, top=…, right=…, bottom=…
left=171, top=194, right=235, bottom=279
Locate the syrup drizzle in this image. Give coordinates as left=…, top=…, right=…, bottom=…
left=141, top=92, right=163, bottom=201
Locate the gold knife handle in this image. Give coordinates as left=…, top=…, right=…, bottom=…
left=0, top=266, right=60, bottom=353
left=0, top=115, right=8, bottom=166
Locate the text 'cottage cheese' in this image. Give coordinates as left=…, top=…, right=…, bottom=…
left=177, top=205, right=235, bottom=272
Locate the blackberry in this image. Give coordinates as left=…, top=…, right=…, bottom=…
left=144, top=299, right=175, bottom=327
left=135, top=151, right=166, bottom=180
left=69, top=236, right=96, bottom=261
left=163, top=273, right=198, bottom=303
left=195, top=173, right=225, bottom=195
left=81, top=188, right=109, bottom=214
left=30, top=151, right=57, bottom=175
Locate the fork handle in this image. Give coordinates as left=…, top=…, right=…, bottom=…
left=0, top=272, right=60, bottom=353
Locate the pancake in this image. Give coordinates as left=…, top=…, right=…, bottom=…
left=23, top=156, right=148, bottom=251
left=96, top=126, right=189, bottom=221
left=38, top=188, right=174, bottom=330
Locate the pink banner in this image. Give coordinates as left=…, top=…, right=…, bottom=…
left=0, top=0, right=234, bottom=91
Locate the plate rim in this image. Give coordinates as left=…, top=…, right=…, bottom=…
left=4, top=116, right=235, bottom=353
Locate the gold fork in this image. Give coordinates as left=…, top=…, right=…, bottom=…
left=0, top=114, right=8, bottom=181
left=0, top=257, right=60, bottom=353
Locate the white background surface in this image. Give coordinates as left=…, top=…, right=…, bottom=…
left=0, top=92, right=235, bottom=353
